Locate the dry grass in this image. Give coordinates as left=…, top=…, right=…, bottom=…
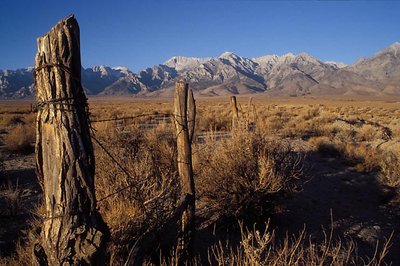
left=0, top=102, right=35, bottom=153
left=0, top=115, right=24, bottom=128
left=209, top=222, right=392, bottom=266
left=93, top=122, right=180, bottom=264
left=1, top=97, right=399, bottom=265
left=379, top=151, right=400, bottom=188
left=0, top=204, right=43, bottom=266
left=88, top=97, right=398, bottom=265
left=88, top=99, right=309, bottom=264
left=195, top=131, right=304, bottom=222
left=3, top=124, right=35, bottom=153
left=308, top=137, right=383, bottom=173
left=0, top=179, right=21, bottom=216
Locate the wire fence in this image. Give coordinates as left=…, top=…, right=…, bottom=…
left=38, top=87, right=398, bottom=209
left=90, top=112, right=178, bottom=204
left=29, top=95, right=399, bottom=211
left=88, top=111, right=227, bottom=204
left=31, top=96, right=232, bottom=207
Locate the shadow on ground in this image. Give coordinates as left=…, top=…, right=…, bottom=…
left=1, top=149, right=400, bottom=264
left=0, top=162, right=41, bottom=257
left=272, top=151, right=400, bottom=264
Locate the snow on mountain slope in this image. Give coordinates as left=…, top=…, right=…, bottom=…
left=2, top=42, right=400, bottom=98
left=164, top=56, right=211, bottom=72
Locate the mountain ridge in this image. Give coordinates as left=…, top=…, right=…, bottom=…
left=1, top=43, right=400, bottom=99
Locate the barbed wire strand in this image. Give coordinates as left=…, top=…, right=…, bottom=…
left=91, top=112, right=192, bottom=203
left=33, top=62, right=199, bottom=217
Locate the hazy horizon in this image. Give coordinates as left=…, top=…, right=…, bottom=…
left=1, top=1, right=399, bottom=71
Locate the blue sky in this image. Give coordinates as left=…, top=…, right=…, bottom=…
left=0, top=1, right=399, bottom=71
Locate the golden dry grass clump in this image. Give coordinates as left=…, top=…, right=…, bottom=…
left=210, top=222, right=391, bottom=266
left=4, top=124, right=35, bottom=153
left=379, top=151, right=400, bottom=188
left=194, top=130, right=304, bottom=223
left=93, top=121, right=180, bottom=264
left=0, top=103, right=35, bottom=153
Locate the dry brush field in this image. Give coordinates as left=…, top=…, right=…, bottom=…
left=0, top=96, right=400, bottom=265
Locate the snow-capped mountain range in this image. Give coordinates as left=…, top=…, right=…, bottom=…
left=1, top=42, right=400, bottom=98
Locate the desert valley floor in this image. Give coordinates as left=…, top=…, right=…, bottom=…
left=1, top=96, right=400, bottom=265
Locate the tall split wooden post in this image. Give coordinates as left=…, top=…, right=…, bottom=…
left=187, top=89, right=196, bottom=143
left=231, top=95, right=239, bottom=131
left=174, top=81, right=196, bottom=263
left=34, top=15, right=108, bottom=265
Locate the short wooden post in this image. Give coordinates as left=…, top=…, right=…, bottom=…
left=231, top=95, right=239, bottom=131
left=174, top=81, right=196, bottom=263
left=34, top=15, right=108, bottom=265
left=246, top=97, right=257, bottom=132
left=247, top=97, right=253, bottom=118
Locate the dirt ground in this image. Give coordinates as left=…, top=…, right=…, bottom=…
left=1, top=142, right=399, bottom=263
left=274, top=148, right=400, bottom=264
left=0, top=149, right=39, bottom=257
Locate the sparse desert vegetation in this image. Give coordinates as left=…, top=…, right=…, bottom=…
left=1, top=0, right=400, bottom=265
left=1, top=96, right=400, bottom=265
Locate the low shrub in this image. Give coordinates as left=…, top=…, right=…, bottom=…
left=210, top=222, right=391, bottom=266
left=94, top=126, right=180, bottom=264
left=0, top=180, right=21, bottom=216
left=308, top=136, right=342, bottom=158
left=379, top=151, right=400, bottom=188
left=4, top=124, right=35, bottom=153
left=0, top=115, right=23, bottom=127
left=308, top=136, right=382, bottom=173
left=195, top=131, right=305, bottom=223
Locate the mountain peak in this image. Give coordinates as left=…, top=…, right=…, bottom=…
left=375, top=42, right=400, bottom=57
left=164, top=56, right=211, bottom=71
left=113, top=66, right=129, bottom=71
left=325, top=61, right=347, bottom=68
left=298, top=52, right=314, bottom=59
left=386, top=42, right=400, bottom=54
left=2, top=44, right=400, bottom=99
left=389, top=42, right=400, bottom=48
left=112, top=66, right=131, bottom=75
left=252, top=55, right=279, bottom=69
left=219, top=51, right=238, bottom=59
left=91, top=65, right=112, bottom=76
left=283, top=52, right=295, bottom=58
left=297, top=52, right=321, bottom=64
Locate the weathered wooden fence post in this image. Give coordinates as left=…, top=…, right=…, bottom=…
left=174, top=81, right=196, bottom=263
left=187, top=89, right=196, bottom=143
left=246, top=97, right=257, bottom=132
left=33, top=15, right=108, bottom=265
left=231, top=95, right=239, bottom=131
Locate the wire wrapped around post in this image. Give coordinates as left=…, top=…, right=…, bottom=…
left=33, top=15, right=108, bottom=265
left=174, top=81, right=196, bottom=263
